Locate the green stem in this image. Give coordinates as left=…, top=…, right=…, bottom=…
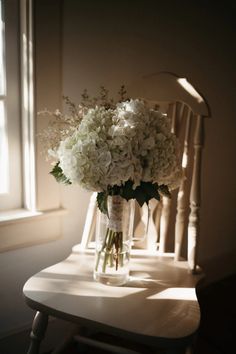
left=95, top=227, right=109, bottom=272
left=97, top=228, right=124, bottom=274
left=102, top=229, right=113, bottom=273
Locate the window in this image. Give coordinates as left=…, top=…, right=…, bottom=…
left=0, top=0, right=7, bottom=195
left=0, top=0, right=23, bottom=210
left=0, top=0, right=36, bottom=213
left=0, top=0, right=65, bottom=252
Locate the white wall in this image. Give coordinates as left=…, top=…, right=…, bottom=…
left=0, top=0, right=235, bottom=338
left=62, top=0, right=236, bottom=274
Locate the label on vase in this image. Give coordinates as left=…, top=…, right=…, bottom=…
left=107, top=195, right=123, bottom=232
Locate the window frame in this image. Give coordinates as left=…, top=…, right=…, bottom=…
left=0, top=0, right=36, bottom=215
left=0, top=0, right=7, bottom=196
left=0, top=0, right=22, bottom=208
left=21, top=0, right=36, bottom=211
left=0, top=0, right=66, bottom=252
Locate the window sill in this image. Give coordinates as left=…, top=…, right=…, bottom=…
left=0, top=207, right=67, bottom=226
left=0, top=207, right=68, bottom=253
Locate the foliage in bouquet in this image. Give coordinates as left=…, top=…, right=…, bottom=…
left=39, top=86, right=182, bottom=215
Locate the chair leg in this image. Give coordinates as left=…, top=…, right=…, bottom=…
left=165, top=347, right=187, bottom=354
left=185, top=344, right=193, bottom=354
left=27, top=311, right=48, bottom=354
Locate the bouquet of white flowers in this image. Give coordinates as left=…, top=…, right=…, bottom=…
left=40, top=87, right=182, bottom=277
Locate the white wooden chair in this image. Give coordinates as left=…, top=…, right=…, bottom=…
left=23, top=72, right=210, bottom=354
left=81, top=72, right=210, bottom=273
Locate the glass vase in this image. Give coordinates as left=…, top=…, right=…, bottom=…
left=94, top=195, right=133, bottom=286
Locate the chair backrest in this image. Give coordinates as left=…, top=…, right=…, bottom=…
left=80, top=72, right=210, bottom=274
left=129, top=72, right=210, bottom=273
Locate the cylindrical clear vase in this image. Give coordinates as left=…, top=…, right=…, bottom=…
left=94, top=195, right=133, bottom=286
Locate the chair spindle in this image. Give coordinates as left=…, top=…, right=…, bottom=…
left=175, top=106, right=192, bottom=260
left=159, top=102, right=177, bottom=252
left=188, top=114, right=204, bottom=272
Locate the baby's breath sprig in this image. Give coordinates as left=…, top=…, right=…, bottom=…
left=62, top=95, right=81, bottom=118
left=38, top=85, right=128, bottom=159
left=99, top=86, right=114, bottom=109
left=118, top=84, right=128, bottom=102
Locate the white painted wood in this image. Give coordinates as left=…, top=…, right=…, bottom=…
left=146, top=199, right=159, bottom=250
left=127, top=73, right=210, bottom=271
left=78, top=73, right=210, bottom=272
left=0, top=0, right=65, bottom=252
left=175, top=107, right=192, bottom=260
left=23, top=247, right=203, bottom=344
left=80, top=192, right=97, bottom=249
left=20, top=0, right=36, bottom=211
left=132, top=203, right=148, bottom=249
left=0, top=208, right=67, bottom=253
left=188, top=115, right=204, bottom=272
left=159, top=102, right=178, bottom=253
left=128, top=72, right=210, bottom=117
left=132, top=201, right=159, bottom=250
left=159, top=196, right=171, bottom=253
left=22, top=72, right=210, bottom=353
left=0, top=207, right=67, bottom=226
left=170, top=101, right=177, bottom=133
left=27, top=311, right=48, bottom=354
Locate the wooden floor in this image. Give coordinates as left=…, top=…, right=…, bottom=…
left=0, top=273, right=235, bottom=354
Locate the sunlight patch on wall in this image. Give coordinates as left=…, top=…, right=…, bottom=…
left=177, top=78, right=204, bottom=103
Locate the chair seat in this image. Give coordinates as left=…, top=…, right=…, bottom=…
left=23, top=73, right=209, bottom=354
left=23, top=245, right=203, bottom=348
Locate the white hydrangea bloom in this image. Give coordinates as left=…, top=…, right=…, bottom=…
left=56, top=99, right=182, bottom=192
